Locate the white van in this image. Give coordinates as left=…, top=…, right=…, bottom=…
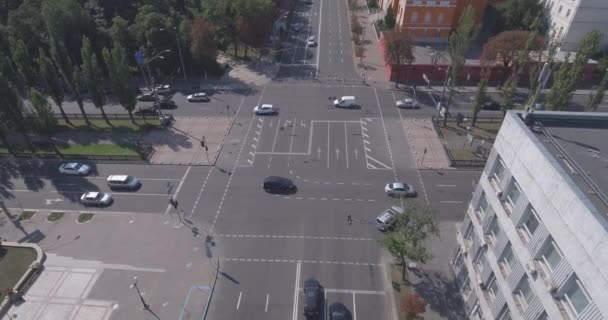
left=333, top=96, right=356, bottom=108
left=106, top=175, right=140, bottom=190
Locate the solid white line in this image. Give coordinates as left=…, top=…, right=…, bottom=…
left=7, top=190, right=169, bottom=197
left=353, top=292, right=357, bottom=320
left=344, top=123, right=349, bottom=169
left=373, top=88, right=398, bottom=181
left=307, top=121, right=315, bottom=155
left=324, top=289, right=385, bottom=295
left=236, top=291, right=242, bottom=310
left=316, top=0, right=323, bottom=77
left=256, top=152, right=309, bottom=155
left=6, top=207, right=156, bottom=215
left=189, top=167, right=215, bottom=218
left=268, top=116, right=282, bottom=168
left=265, top=294, right=270, bottom=312
left=312, top=120, right=363, bottom=123
left=440, top=201, right=464, bottom=204
left=327, top=123, right=330, bottom=168
left=437, top=184, right=457, bottom=187
left=164, top=166, right=191, bottom=215
left=292, top=261, right=301, bottom=320
left=288, top=117, right=297, bottom=166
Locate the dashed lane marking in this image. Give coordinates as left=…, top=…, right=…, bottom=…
left=223, top=258, right=380, bottom=266
left=288, top=170, right=372, bottom=186
left=273, top=194, right=375, bottom=202
left=215, top=234, right=375, bottom=241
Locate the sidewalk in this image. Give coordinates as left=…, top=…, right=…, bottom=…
left=217, top=54, right=280, bottom=88
left=353, top=0, right=391, bottom=88
left=402, top=118, right=452, bottom=170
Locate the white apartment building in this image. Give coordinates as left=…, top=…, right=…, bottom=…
left=452, top=111, right=608, bottom=319
left=544, top=0, right=608, bottom=50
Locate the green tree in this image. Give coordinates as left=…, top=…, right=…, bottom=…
left=10, top=38, right=37, bottom=89
left=0, top=75, right=33, bottom=149
left=547, top=30, right=602, bottom=110
left=494, top=0, right=547, bottom=34
left=7, top=0, right=47, bottom=56
left=380, top=204, right=439, bottom=281
left=382, top=28, right=415, bottom=87
left=80, top=36, right=108, bottom=122
left=472, top=73, right=488, bottom=127
left=445, top=5, right=479, bottom=126
left=28, top=87, right=58, bottom=146
left=384, top=6, right=395, bottom=29
left=37, top=48, right=69, bottom=123
left=103, top=44, right=137, bottom=122
left=587, top=71, right=608, bottom=111
left=191, top=16, right=217, bottom=63
left=501, top=75, right=517, bottom=115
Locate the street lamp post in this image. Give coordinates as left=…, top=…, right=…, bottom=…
left=161, top=27, right=188, bottom=88
left=144, top=49, right=171, bottom=116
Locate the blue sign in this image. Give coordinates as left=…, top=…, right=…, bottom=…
left=134, top=51, right=145, bottom=65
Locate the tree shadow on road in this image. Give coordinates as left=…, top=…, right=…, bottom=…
left=410, top=268, right=465, bottom=320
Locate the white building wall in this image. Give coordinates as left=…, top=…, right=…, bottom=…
left=546, top=0, right=608, bottom=50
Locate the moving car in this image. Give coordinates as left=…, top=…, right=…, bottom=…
left=254, top=104, right=278, bottom=115
left=481, top=100, right=501, bottom=110
left=187, top=92, right=210, bottom=102
left=303, top=278, right=322, bottom=317
left=155, top=84, right=174, bottom=95
left=376, top=206, right=404, bottom=231
left=396, top=98, right=419, bottom=109
left=328, top=303, right=351, bottom=320
left=307, top=36, right=316, bottom=47
left=80, top=192, right=113, bottom=206
left=333, top=96, right=357, bottom=108
left=263, top=176, right=296, bottom=193
left=137, top=93, right=156, bottom=102
left=134, top=105, right=159, bottom=116
left=385, top=182, right=417, bottom=197
left=106, top=175, right=140, bottom=190
left=59, top=162, right=91, bottom=175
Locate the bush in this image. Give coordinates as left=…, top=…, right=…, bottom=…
left=47, top=211, right=64, bottom=222
left=351, top=16, right=363, bottom=35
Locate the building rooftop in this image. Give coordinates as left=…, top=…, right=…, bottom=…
left=522, top=111, right=608, bottom=215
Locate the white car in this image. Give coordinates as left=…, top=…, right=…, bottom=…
left=384, top=182, right=417, bottom=197
left=307, top=39, right=316, bottom=47
left=80, top=192, right=113, bottom=206
left=254, top=104, right=278, bottom=115
left=187, top=92, right=210, bottom=102
left=396, top=98, right=419, bottom=109
left=155, top=84, right=174, bottom=95
left=59, top=162, right=91, bottom=175
left=106, top=175, right=140, bottom=189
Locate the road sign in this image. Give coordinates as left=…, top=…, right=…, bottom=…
left=134, top=51, right=145, bottom=65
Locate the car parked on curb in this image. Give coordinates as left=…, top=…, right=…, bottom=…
left=137, top=93, right=156, bottom=102
left=385, top=182, right=417, bottom=197
left=59, top=162, right=91, bottom=175
left=376, top=206, right=404, bottom=231
left=254, top=104, right=278, bottom=115
left=187, top=92, right=210, bottom=102
left=481, top=99, right=501, bottom=110
left=263, top=176, right=296, bottom=194
left=396, top=98, right=419, bottom=109
left=106, top=175, right=140, bottom=190
left=134, top=105, right=159, bottom=116
left=303, top=278, right=322, bottom=318
left=155, top=84, right=174, bottom=95
left=80, top=192, right=113, bottom=206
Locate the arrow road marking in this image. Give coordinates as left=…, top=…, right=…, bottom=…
left=317, top=147, right=321, bottom=160
left=354, top=149, right=359, bottom=160
left=335, top=148, right=340, bottom=160
left=45, top=198, right=63, bottom=205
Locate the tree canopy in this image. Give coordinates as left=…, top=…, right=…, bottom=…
left=493, top=0, right=547, bottom=34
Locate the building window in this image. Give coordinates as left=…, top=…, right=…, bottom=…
left=487, top=216, right=501, bottom=246
left=475, top=249, right=487, bottom=274
left=561, top=279, right=590, bottom=317
left=490, top=157, right=506, bottom=187
left=453, top=251, right=465, bottom=274
left=558, top=5, right=563, bottom=13
left=464, top=222, right=474, bottom=249
left=424, top=12, right=431, bottom=24
left=538, top=239, right=563, bottom=274
left=411, top=12, right=418, bottom=23
left=477, top=192, right=489, bottom=220
left=497, top=306, right=512, bottom=320
left=504, top=180, right=521, bottom=212
left=514, top=276, right=536, bottom=311
left=566, top=9, right=571, bottom=17
left=519, top=206, right=540, bottom=242
left=536, top=311, right=548, bottom=320
left=437, top=12, right=444, bottom=24
left=462, top=277, right=472, bottom=298
left=559, top=26, right=564, bottom=35
left=499, top=244, right=517, bottom=277
left=486, top=274, right=499, bottom=302
left=471, top=305, right=484, bottom=320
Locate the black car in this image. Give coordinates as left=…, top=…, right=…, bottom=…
left=482, top=100, right=501, bottom=110
left=134, top=106, right=159, bottom=116
left=329, top=303, right=351, bottom=320
left=154, top=99, right=177, bottom=109
left=263, top=176, right=296, bottom=194
left=303, top=278, right=322, bottom=318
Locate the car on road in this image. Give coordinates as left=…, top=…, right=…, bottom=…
left=154, top=99, right=177, bottom=109
left=106, top=175, right=140, bottom=190
left=396, top=98, right=419, bottom=109
left=263, top=176, right=296, bottom=193
left=307, top=39, right=316, bottom=47
left=376, top=206, right=404, bottom=231
left=482, top=99, right=501, bottom=110
left=385, top=182, right=417, bottom=197
left=303, top=278, right=322, bottom=317
left=187, top=92, right=210, bottom=102
left=80, top=192, right=113, bottom=206
left=134, top=105, right=159, bottom=116
left=59, top=162, right=91, bottom=175
left=155, top=84, right=174, bottom=95
left=328, top=303, right=351, bottom=320
left=137, top=93, right=156, bottom=102
left=334, top=96, right=357, bottom=108
left=254, top=104, right=278, bottom=115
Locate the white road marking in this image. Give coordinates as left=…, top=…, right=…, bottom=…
left=164, top=166, right=191, bottom=215
left=366, top=155, right=392, bottom=170
left=189, top=167, right=214, bottom=218
left=344, top=123, right=349, bottom=168
left=273, top=195, right=375, bottom=202
left=323, top=289, right=385, bottom=295
left=436, top=184, right=457, bottom=187
left=292, top=261, right=301, bottom=320
left=268, top=116, right=282, bottom=168
left=288, top=117, right=297, bottom=167
left=211, top=88, right=263, bottom=230
left=265, top=294, right=270, bottom=312
left=236, top=291, right=242, bottom=310
left=316, top=0, right=323, bottom=77
left=215, top=234, right=376, bottom=241
left=327, top=123, right=330, bottom=168
left=440, top=200, right=464, bottom=204
left=374, top=88, right=398, bottom=180
left=353, top=292, right=357, bottom=320
left=225, top=258, right=381, bottom=266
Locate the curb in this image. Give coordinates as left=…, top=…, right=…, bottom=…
left=0, top=242, right=45, bottom=316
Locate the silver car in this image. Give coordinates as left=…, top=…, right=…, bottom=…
left=254, top=104, right=278, bottom=115
left=80, top=192, right=113, bottom=206
left=59, top=162, right=91, bottom=175
left=396, top=98, right=419, bottom=109
left=187, top=92, right=210, bottom=102
left=384, top=182, right=417, bottom=197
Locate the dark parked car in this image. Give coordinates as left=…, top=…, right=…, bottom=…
left=263, top=176, right=296, bottom=194
left=303, top=278, right=322, bottom=318
left=482, top=100, right=501, bottom=110
left=154, top=99, right=177, bottom=109
left=328, top=303, right=351, bottom=320
left=134, top=106, right=159, bottom=116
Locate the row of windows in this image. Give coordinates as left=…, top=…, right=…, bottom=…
left=409, top=11, right=445, bottom=24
